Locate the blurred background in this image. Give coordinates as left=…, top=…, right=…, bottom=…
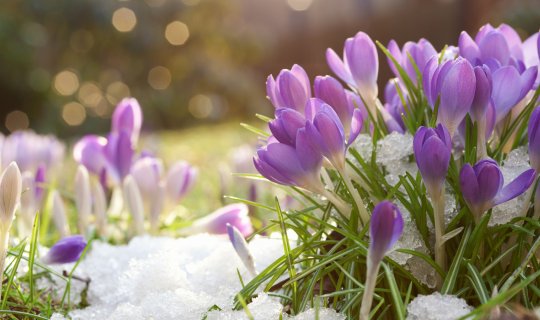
left=1, top=0, right=539, bottom=137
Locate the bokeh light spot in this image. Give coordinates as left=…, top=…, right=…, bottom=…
left=78, top=82, right=103, bottom=108
left=287, top=0, right=314, bottom=11
left=188, top=94, right=213, bottom=119
left=107, top=81, right=131, bottom=105
left=5, top=110, right=29, bottom=132
left=165, top=21, right=190, bottom=46
left=148, top=66, right=172, bottom=90
left=112, top=8, right=137, bottom=32
left=53, top=70, right=80, bottom=96
left=62, top=102, right=86, bottom=126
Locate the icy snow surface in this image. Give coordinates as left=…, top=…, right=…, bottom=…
left=490, top=147, right=532, bottom=226
left=406, top=292, right=472, bottom=320
left=47, top=235, right=344, bottom=320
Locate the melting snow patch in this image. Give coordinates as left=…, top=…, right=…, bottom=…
left=47, top=234, right=343, bottom=320
left=406, top=292, right=472, bottom=320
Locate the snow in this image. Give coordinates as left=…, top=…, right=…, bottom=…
left=46, top=234, right=343, bottom=320
left=490, top=147, right=532, bottom=226
left=406, top=292, right=472, bottom=320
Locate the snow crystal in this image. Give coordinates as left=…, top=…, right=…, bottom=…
left=490, top=147, right=532, bottom=226
left=348, top=134, right=373, bottom=161
left=406, top=292, right=472, bottom=320
left=46, top=234, right=342, bottom=320
left=376, top=132, right=414, bottom=167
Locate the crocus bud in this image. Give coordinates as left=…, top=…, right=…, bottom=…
left=92, top=181, right=108, bottom=237
left=459, top=158, right=535, bottom=222
left=182, top=203, right=253, bottom=236
left=0, top=162, right=22, bottom=228
left=469, top=65, right=492, bottom=122
left=112, top=97, right=143, bottom=144
left=254, top=131, right=324, bottom=193
left=423, top=57, right=476, bottom=136
left=75, top=166, right=92, bottom=236
left=227, top=223, right=257, bottom=277
left=165, top=161, right=197, bottom=203
left=123, top=175, right=145, bottom=235
left=104, top=130, right=134, bottom=183
left=326, top=32, right=379, bottom=107
left=266, top=64, right=311, bottom=113
left=528, top=107, right=540, bottom=172
left=268, top=108, right=306, bottom=147
left=41, top=235, right=87, bottom=265
left=413, top=125, right=452, bottom=195
left=34, top=165, right=46, bottom=203
left=361, top=200, right=403, bottom=320
left=369, top=201, right=404, bottom=265
left=51, top=191, right=70, bottom=238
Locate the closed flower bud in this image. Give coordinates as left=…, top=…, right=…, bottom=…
left=123, top=175, right=145, bottom=235
left=227, top=223, right=257, bottom=277
left=165, top=161, right=197, bottom=203
left=413, top=125, right=452, bottom=195
left=368, top=201, right=404, bottom=265
left=75, top=166, right=92, bottom=236
left=0, top=162, right=22, bottom=229
left=112, top=97, right=143, bottom=144
left=51, top=191, right=70, bottom=238
left=41, top=235, right=87, bottom=265
left=266, top=64, right=311, bottom=113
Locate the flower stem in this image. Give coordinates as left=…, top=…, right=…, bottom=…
left=321, top=189, right=352, bottom=219
left=476, top=119, right=487, bottom=160
left=360, top=259, right=380, bottom=320
left=431, top=186, right=447, bottom=272
left=340, top=168, right=369, bottom=226
left=0, top=231, right=9, bottom=302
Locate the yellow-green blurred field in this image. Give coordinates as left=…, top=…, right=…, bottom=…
left=147, top=121, right=260, bottom=216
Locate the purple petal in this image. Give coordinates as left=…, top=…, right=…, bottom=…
left=42, top=235, right=87, bottom=265
left=277, top=70, right=309, bottom=112
left=196, top=203, right=253, bottom=236
left=347, top=108, right=363, bottom=145
left=73, top=135, right=108, bottom=175
left=266, top=75, right=284, bottom=108
left=345, top=32, right=378, bottom=98
left=369, top=201, right=404, bottom=264
left=478, top=31, right=511, bottom=66
left=494, top=169, right=536, bottom=205
left=314, top=76, right=352, bottom=127
left=326, top=48, right=353, bottom=85
left=492, top=66, right=523, bottom=122
left=459, top=31, right=481, bottom=65
left=470, top=65, right=492, bottom=121
left=460, top=164, right=480, bottom=207
left=111, top=97, right=143, bottom=144
left=438, top=59, right=476, bottom=134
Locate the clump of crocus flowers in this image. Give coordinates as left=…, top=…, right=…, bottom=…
left=252, top=23, right=540, bottom=318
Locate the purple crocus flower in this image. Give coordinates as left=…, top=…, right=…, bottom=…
left=73, top=131, right=134, bottom=187
left=185, top=203, right=253, bottom=236
left=41, top=235, right=87, bottom=265
left=266, top=64, right=311, bottom=113
left=387, top=38, right=437, bottom=83
left=368, top=200, right=404, bottom=265
left=423, top=57, right=476, bottom=136
left=326, top=31, right=379, bottom=109
left=522, top=32, right=540, bottom=87
left=360, top=200, right=403, bottom=319
left=459, top=158, right=535, bottom=221
left=528, top=107, right=540, bottom=172
left=254, top=130, right=324, bottom=193
left=112, top=98, right=142, bottom=144
left=165, top=161, right=197, bottom=203
left=1, top=131, right=65, bottom=174
left=413, top=124, right=452, bottom=194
